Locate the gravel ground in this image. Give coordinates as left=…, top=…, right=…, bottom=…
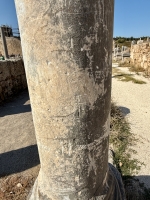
left=112, top=63, right=150, bottom=188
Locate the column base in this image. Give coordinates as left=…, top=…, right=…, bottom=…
left=28, top=164, right=125, bottom=200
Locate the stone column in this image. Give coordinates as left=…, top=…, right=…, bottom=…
left=0, top=26, right=9, bottom=59
left=15, top=0, right=124, bottom=199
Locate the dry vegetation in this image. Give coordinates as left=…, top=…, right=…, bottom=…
left=119, top=61, right=150, bottom=78
left=110, top=102, right=150, bottom=200
left=110, top=102, right=141, bottom=176
left=115, top=73, right=146, bottom=84
left=112, top=66, right=147, bottom=84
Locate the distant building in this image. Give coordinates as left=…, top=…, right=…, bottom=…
left=0, top=25, right=13, bottom=37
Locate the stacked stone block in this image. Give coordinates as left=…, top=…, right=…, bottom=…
left=131, top=42, right=150, bottom=74
left=0, top=59, right=27, bottom=102
left=0, top=37, right=22, bottom=56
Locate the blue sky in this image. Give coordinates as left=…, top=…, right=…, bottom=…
left=0, top=0, right=18, bottom=28
left=114, top=0, right=150, bottom=37
left=0, top=0, right=150, bottom=38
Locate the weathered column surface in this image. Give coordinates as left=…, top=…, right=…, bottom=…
left=15, top=0, right=124, bottom=199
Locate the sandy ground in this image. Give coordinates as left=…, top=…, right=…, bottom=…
left=0, top=90, right=40, bottom=179
left=0, top=90, right=40, bottom=199
left=112, top=63, right=150, bottom=188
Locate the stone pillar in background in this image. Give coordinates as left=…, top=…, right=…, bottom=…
left=15, top=0, right=124, bottom=199
left=0, top=26, right=9, bottom=59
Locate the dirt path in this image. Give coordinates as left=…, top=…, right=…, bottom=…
left=112, top=63, right=150, bottom=188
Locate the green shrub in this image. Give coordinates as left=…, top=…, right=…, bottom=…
left=117, top=38, right=126, bottom=43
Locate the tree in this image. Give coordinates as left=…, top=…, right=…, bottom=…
left=15, top=0, right=125, bottom=199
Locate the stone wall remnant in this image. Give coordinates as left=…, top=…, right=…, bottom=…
left=0, top=37, right=22, bottom=56
left=131, top=41, right=150, bottom=74
left=0, top=59, right=27, bottom=102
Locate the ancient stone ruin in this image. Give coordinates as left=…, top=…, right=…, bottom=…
left=130, top=39, right=150, bottom=74
left=0, top=37, right=22, bottom=57
left=0, top=60, right=27, bottom=103
left=14, top=0, right=126, bottom=199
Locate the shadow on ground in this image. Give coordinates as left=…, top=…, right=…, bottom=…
left=119, top=106, right=130, bottom=116
left=123, top=175, right=150, bottom=199
left=0, top=89, right=31, bottom=117
left=0, top=145, right=40, bottom=177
